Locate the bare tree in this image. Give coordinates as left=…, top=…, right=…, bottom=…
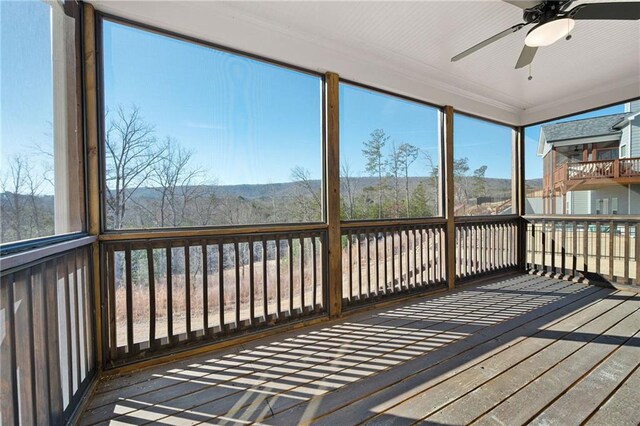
left=290, top=166, right=322, bottom=221
left=105, top=105, right=164, bottom=229
left=1, top=156, right=28, bottom=240
left=151, top=138, right=204, bottom=227
left=24, top=163, right=46, bottom=236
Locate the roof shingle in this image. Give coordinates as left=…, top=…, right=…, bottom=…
left=541, top=113, right=629, bottom=142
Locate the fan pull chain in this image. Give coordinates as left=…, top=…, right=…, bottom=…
left=528, top=63, right=533, bottom=81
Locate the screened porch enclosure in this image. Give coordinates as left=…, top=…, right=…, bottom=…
left=1, top=1, right=640, bottom=425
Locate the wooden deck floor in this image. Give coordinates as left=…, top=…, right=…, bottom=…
left=80, top=274, right=640, bottom=425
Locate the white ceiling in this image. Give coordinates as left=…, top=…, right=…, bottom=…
left=90, top=0, right=640, bottom=126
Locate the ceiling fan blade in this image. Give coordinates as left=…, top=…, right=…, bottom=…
left=515, top=45, right=538, bottom=69
left=451, top=23, right=526, bottom=62
left=502, top=0, right=543, bottom=9
left=569, top=2, right=640, bottom=20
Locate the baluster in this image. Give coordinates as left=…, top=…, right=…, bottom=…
left=625, top=222, right=630, bottom=284
left=391, top=230, right=396, bottom=292
left=312, top=236, right=318, bottom=309
left=262, top=238, right=268, bottom=318
left=218, top=242, right=224, bottom=331
left=595, top=223, right=601, bottom=275
left=375, top=230, right=381, bottom=295
left=583, top=221, right=589, bottom=275
left=366, top=231, right=372, bottom=297
left=184, top=241, right=191, bottom=337
left=234, top=240, right=241, bottom=327
left=275, top=237, right=281, bottom=318
left=201, top=242, right=209, bottom=335
left=166, top=245, right=174, bottom=343
left=288, top=236, right=294, bottom=315
left=249, top=238, right=256, bottom=324
left=299, top=236, right=305, bottom=312
left=572, top=221, right=577, bottom=276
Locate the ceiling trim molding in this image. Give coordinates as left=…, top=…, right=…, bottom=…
left=521, top=77, right=640, bottom=125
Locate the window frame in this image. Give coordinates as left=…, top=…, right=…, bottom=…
left=338, top=79, right=446, bottom=222
left=96, top=13, right=327, bottom=234
left=452, top=111, right=518, bottom=218
left=0, top=1, right=89, bottom=256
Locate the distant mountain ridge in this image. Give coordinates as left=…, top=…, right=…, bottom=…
left=130, top=176, right=541, bottom=200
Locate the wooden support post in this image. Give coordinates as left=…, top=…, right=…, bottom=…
left=325, top=72, right=342, bottom=317
left=83, top=3, right=103, bottom=369
left=514, top=126, right=527, bottom=271
left=443, top=106, right=455, bottom=290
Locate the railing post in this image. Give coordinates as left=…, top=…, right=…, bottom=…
left=614, top=158, right=620, bottom=178
left=325, top=72, right=342, bottom=317
left=443, top=106, right=456, bottom=290
left=83, top=2, right=103, bottom=369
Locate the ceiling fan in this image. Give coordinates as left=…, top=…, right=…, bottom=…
left=451, top=1, right=640, bottom=69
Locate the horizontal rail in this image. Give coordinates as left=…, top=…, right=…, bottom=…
left=102, top=229, right=327, bottom=365
left=454, top=214, right=519, bottom=224
left=1, top=236, right=96, bottom=273
left=525, top=215, right=640, bottom=223
left=98, top=223, right=327, bottom=242
left=341, top=217, right=446, bottom=229
left=1, top=244, right=95, bottom=425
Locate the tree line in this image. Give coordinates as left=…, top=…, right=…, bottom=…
left=1, top=105, right=503, bottom=244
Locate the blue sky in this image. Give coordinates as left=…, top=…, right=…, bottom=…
left=1, top=1, right=54, bottom=187
left=1, top=4, right=625, bottom=194
left=340, top=84, right=439, bottom=177
left=102, top=19, right=323, bottom=187
left=454, top=113, right=513, bottom=179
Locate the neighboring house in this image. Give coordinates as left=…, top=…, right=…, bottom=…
left=532, top=100, right=640, bottom=215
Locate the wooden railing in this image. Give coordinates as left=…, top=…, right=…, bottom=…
left=567, top=159, right=615, bottom=179
left=455, top=216, right=520, bottom=280
left=620, top=158, right=640, bottom=177
left=101, top=228, right=327, bottom=364
left=525, top=215, right=640, bottom=285
left=548, top=157, right=640, bottom=191
left=340, top=220, right=447, bottom=307
left=0, top=240, right=95, bottom=425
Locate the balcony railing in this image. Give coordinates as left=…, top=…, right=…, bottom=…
left=546, top=157, right=640, bottom=191
left=102, top=228, right=327, bottom=364
left=340, top=220, right=447, bottom=307
left=525, top=215, right=640, bottom=285
left=0, top=239, right=96, bottom=425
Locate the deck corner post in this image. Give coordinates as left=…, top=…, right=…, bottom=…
left=443, top=105, right=456, bottom=290
left=83, top=1, right=103, bottom=369
left=325, top=71, right=342, bottom=318
left=514, top=125, right=528, bottom=271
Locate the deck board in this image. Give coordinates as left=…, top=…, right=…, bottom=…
left=79, top=274, right=640, bottom=425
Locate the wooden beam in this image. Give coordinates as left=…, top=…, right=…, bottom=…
left=443, top=106, right=455, bottom=290
left=514, top=126, right=527, bottom=271
left=83, top=2, right=102, bottom=369
left=325, top=72, right=342, bottom=318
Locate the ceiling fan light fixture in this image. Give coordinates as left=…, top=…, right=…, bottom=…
left=525, top=18, right=575, bottom=47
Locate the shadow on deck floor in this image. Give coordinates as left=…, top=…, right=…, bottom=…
left=80, top=273, right=640, bottom=425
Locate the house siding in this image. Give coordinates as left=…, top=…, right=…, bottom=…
left=570, top=191, right=590, bottom=214
left=630, top=185, right=640, bottom=215
left=631, top=117, right=640, bottom=158
left=589, top=185, right=629, bottom=215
